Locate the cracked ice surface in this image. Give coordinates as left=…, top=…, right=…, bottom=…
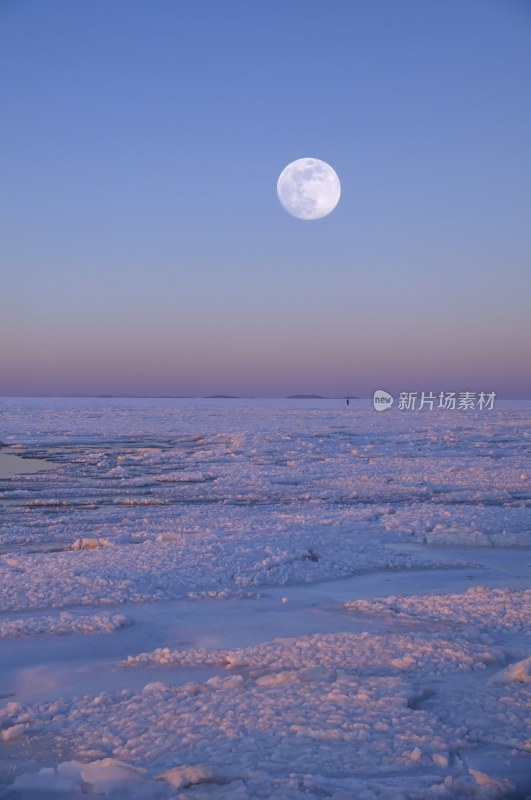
left=0, top=398, right=530, bottom=798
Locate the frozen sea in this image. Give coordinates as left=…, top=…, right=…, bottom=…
left=0, top=398, right=529, bottom=799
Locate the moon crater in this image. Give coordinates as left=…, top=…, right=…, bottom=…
left=277, top=157, right=341, bottom=220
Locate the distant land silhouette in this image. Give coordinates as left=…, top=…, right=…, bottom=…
left=287, top=394, right=360, bottom=400
left=287, top=394, right=327, bottom=399
left=20, top=394, right=361, bottom=400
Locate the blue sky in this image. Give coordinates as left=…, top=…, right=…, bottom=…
left=1, top=0, right=530, bottom=396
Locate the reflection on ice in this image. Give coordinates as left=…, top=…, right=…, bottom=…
left=0, top=451, right=53, bottom=479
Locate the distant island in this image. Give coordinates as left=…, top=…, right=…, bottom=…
left=287, top=394, right=327, bottom=399
left=205, top=394, right=241, bottom=399
left=287, top=395, right=360, bottom=400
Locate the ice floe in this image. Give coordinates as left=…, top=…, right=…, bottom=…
left=0, top=399, right=529, bottom=797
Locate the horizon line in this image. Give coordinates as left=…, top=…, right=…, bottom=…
left=0, top=394, right=530, bottom=401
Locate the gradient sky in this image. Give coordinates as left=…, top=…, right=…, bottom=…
left=1, top=0, right=530, bottom=397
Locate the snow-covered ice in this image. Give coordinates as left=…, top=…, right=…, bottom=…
left=344, top=587, right=531, bottom=633
left=0, top=398, right=530, bottom=797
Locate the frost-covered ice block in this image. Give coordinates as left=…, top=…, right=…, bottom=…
left=345, top=587, right=531, bottom=632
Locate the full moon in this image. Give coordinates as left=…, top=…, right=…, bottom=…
left=277, top=157, right=341, bottom=220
